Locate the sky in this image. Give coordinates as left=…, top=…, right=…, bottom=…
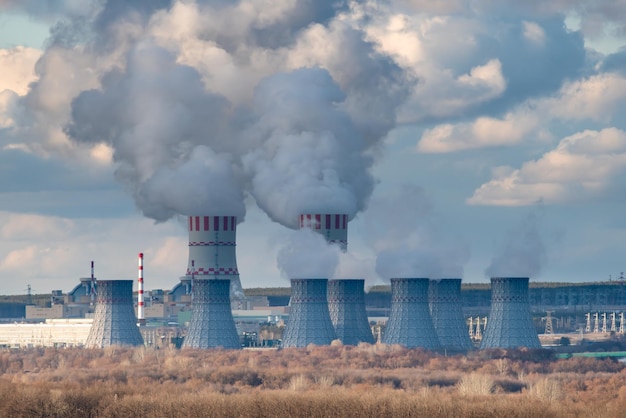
left=1, top=0, right=626, bottom=295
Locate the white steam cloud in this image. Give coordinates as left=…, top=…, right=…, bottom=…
left=52, top=1, right=410, bottom=227
left=364, top=185, right=470, bottom=279
left=276, top=228, right=340, bottom=279
left=485, top=209, right=547, bottom=278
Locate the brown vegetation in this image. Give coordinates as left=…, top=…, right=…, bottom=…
left=1, top=344, right=626, bottom=417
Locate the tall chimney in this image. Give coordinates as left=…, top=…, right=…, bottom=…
left=183, top=216, right=245, bottom=305
left=382, top=278, right=441, bottom=350
left=327, top=279, right=375, bottom=345
left=480, top=277, right=540, bottom=349
left=299, top=214, right=348, bottom=251
left=182, top=279, right=241, bottom=349
left=85, top=280, right=144, bottom=348
left=137, top=253, right=145, bottom=325
left=428, top=278, right=472, bottom=351
left=282, top=278, right=337, bottom=347
left=90, top=260, right=96, bottom=306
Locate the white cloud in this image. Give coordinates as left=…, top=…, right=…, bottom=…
left=467, top=128, right=626, bottom=205
left=0, top=46, right=41, bottom=95
left=418, top=111, right=541, bottom=153
left=522, top=21, right=546, bottom=45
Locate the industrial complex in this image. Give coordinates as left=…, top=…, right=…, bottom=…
left=0, top=214, right=624, bottom=351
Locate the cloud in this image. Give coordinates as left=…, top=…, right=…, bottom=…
left=418, top=111, right=542, bottom=153
left=0, top=46, right=41, bottom=95
left=276, top=228, right=340, bottom=280
left=468, top=128, right=626, bottom=206
left=522, top=20, right=547, bottom=44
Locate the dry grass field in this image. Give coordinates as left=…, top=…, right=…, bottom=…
left=1, top=343, right=626, bottom=417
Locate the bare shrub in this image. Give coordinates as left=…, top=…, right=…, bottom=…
left=528, top=377, right=563, bottom=401
left=457, top=373, right=494, bottom=396
left=315, top=374, right=335, bottom=388
left=289, top=374, right=310, bottom=391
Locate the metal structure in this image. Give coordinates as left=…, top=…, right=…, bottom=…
left=299, top=214, right=348, bottom=251
left=480, top=277, right=541, bottom=349
left=382, top=278, right=441, bottom=350
left=327, top=279, right=375, bottom=345
left=182, top=216, right=245, bottom=305
left=137, top=253, right=145, bottom=325
left=182, top=279, right=241, bottom=349
left=85, top=280, right=144, bottom=348
left=428, top=279, right=472, bottom=351
left=282, top=278, right=337, bottom=347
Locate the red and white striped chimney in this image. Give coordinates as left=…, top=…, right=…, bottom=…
left=298, top=214, right=348, bottom=251
left=137, top=253, right=145, bottom=324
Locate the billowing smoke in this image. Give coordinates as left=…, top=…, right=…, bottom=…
left=364, top=185, right=470, bottom=279
left=242, top=68, right=373, bottom=228
left=485, top=209, right=547, bottom=278
left=12, top=0, right=410, bottom=230
left=276, top=228, right=340, bottom=279
left=65, top=42, right=242, bottom=221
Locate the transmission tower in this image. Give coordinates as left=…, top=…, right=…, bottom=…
left=611, top=313, right=617, bottom=332
left=542, top=311, right=555, bottom=334
left=601, top=313, right=608, bottom=333
left=468, top=317, right=474, bottom=338
left=593, top=312, right=600, bottom=334
left=585, top=313, right=591, bottom=333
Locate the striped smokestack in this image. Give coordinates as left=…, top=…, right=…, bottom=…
left=299, top=214, right=348, bottom=251
left=137, top=253, right=145, bottom=325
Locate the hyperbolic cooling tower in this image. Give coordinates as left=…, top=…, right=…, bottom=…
left=382, top=278, right=441, bottom=350
left=480, top=277, right=541, bottom=349
left=282, top=278, right=337, bottom=347
left=299, top=214, right=348, bottom=251
left=182, top=279, right=241, bottom=349
left=184, top=216, right=245, bottom=302
left=327, top=279, right=375, bottom=345
left=85, top=280, right=144, bottom=348
left=428, top=279, right=473, bottom=351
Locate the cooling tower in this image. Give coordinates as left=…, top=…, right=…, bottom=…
left=428, top=279, right=473, bottom=351
left=282, top=278, right=337, bottom=347
left=382, top=278, right=441, bottom=350
left=184, top=216, right=245, bottom=303
left=182, top=279, right=241, bottom=349
left=327, top=279, right=375, bottom=345
left=299, top=214, right=348, bottom=251
left=85, top=280, right=144, bottom=348
left=480, top=277, right=541, bottom=349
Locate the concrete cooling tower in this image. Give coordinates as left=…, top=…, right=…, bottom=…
left=282, top=278, right=337, bottom=348
left=299, top=214, right=348, bottom=251
left=184, top=216, right=245, bottom=304
left=382, top=278, right=441, bottom=350
left=428, top=279, right=473, bottom=351
left=85, top=280, right=144, bottom=348
left=182, top=279, right=241, bottom=349
left=327, top=279, right=375, bottom=345
left=480, top=277, right=541, bottom=349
